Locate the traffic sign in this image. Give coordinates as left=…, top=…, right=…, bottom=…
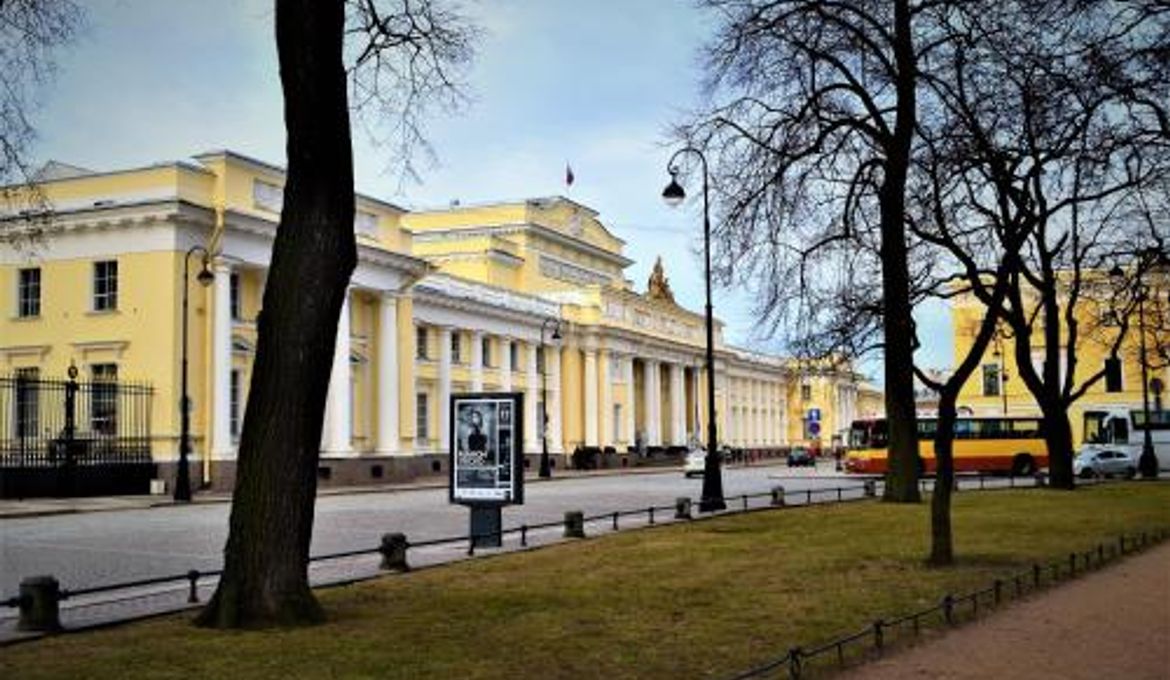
left=807, top=408, right=821, bottom=422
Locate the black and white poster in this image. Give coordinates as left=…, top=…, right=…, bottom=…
left=449, top=392, right=524, bottom=505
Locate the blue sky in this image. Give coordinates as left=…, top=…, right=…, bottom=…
left=29, top=0, right=953, bottom=380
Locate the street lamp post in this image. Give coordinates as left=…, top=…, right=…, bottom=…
left=663, top=146, right=726, bottom=512
left=539, top=318, right=562, bottom=479
left=992, top=334, right=1010, bottom=416
left=1110, top=247, right=1167, bottom=480
left=176, top=246, right=214, bottom=502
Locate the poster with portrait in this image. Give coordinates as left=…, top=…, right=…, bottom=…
left=449, top=392, right=524, bottom=505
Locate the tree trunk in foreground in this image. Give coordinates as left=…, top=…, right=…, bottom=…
left=929, top=396, right=958, bottom=565
left=197, top=0, right=356, bottom=628
left=1041, top=403, right=1076, bottom=490
left=880, top=0, right=921, bottom=504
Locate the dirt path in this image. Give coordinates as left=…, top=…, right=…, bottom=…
left=843, top=541, right=1170, bottom=680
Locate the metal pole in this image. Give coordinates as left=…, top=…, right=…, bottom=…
left=665, top=146, right=725, bottom=512
left=175, top=246, right=207, bottom=502
left=539, top=318, right=557, bottom=478
left=1137, top=286, right=1157, bottom=478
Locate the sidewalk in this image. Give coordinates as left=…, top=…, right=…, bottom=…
left=0, top=460, right=803, bottom=519
left=843, top=541, right=1170, bottom=680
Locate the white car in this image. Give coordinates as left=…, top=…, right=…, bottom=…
left=1073, top=450, right=1137, bottom=479
left=683, top=448, right=707, bottom=477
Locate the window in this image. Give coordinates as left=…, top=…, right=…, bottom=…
left=613, top=404, right=622, bottom=441
left=18, top=268, right=40, bottom=317
left=800, top=384, right=812, bottom=402
left=93, top=260, right=118, bottom=311
left=90, top=363, right=118, bottom=434
left=1104, top=358, right=1123, bottom=393
left=354, top=211, right=378, bottom=239
left=252, top=179, right=283, bottom=213
left=14, top=367, right=39, bottom=438
left=230, top=369, right=242, bottom=438
left=416, top=393, right=429, bottom=442
left=509, top=342, right=518, bottom=371
left=536, top=347, right=546, bottom=373
left=451, top=332, right=462, bottom=364
left=609, top=357, right=622, bottom=381
left=481, top=336, right=492, bottom=368
left=982, top=364, right=1001, bottom=396
left=230, top=272, right=241, bottom=321
left=415, top=326, right=428, bottom=359
left=537, top=400, right=546, bottom=437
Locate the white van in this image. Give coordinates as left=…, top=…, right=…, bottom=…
left=1080, top=408, right=1170, bottom=472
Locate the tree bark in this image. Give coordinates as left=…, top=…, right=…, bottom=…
left=1041, top=402, right=1076, bottom=490
left=880, top=0, right=921, bottom=504
left=196, top=0, right=355, bottom=628
left=929, top=394, right=958, bottom=565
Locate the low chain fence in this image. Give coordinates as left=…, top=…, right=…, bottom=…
left=0, top=471, right=1142, bottom=644
left=727, top=527, right=1170, bottom=680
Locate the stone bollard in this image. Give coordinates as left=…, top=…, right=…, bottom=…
left=770, top=486, right=786, bottom=507
left=18, top=575, right=62, bottom=633
left=675, top=497, right=692, bottom=520
left=863, top=480, right=877, bottom=498
left=379, top=532, right=409, bottom=572
left=1034, top=472, right=1047, bottom=488
left=564, top=511, right=585, bottom=538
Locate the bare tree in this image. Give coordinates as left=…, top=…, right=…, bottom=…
left=197, top=0, right=475, bottom=629
left=682, top=0, right=927, bottom=502
left=0, top=0, right=83, bottom=215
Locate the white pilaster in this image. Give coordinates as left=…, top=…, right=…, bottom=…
left=500, top=339, right=513, bottom=392
left=471, top=330, right=484, bottom=392
left=669, top=363, right=684, bottom=445
left=324, top=289, right=352, bottom=456
left=548, top=345, right=562, bottom=453
left=438, top=326, right=452, bottom=451
left=623, top=356, right=635, bottom=445
left=211, top=262, right=233, bottom=458
left=376, top=295, right=399, bottom=454
left=584, top=348, right=599, bottom=447
left=598, top=350, right=612, bottom=447
left=525, top=341, right=538, bottom=452
left=644, top=359, right=660, bottom=446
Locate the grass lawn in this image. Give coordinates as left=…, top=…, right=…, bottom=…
left=3, top=484, right=1168, bottom=679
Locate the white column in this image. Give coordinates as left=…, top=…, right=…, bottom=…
left=376, top=294, right=399, bottom=454
left=548, top=345, right=562, bottom=453
left=598, top=350, right=612, bottom=447
left=623, top=357, right=635, bottom=446
left=211, top=262, right=233, bottom=458
left=324, top=289, right=352, bottom=455
left=470, top=330, right=484, bottom=392
left=584, top=348, right=599, bottom=447
left=500, top=339, right=513, bottom=392
left=669, top=363, right=684, bottom=445
left=643, top=359, right=659, bottom=446
left=438, top=326, right=452, bottom=451
left=525, top=341, right=538, bottom=452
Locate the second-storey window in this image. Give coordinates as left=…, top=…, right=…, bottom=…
left=451, top=332, right=462, bottom=364
left=1104, top=358, right=1123, bottom=393
left=230, top=272, right=241, bottom=321
left=416, top=326, right=428, bottom=359
left=93, top=260, right=118, bottom=311
left=982, top=364, right=1001, bottom=396
left=509, top=342, right=518, bottom=371
left=18, top=268, right=40, bottom=317
left=481, top=336, right=492, bottom=368
left=416, top=393, right=429, bottom=442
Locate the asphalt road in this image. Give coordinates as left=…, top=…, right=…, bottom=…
left=0, top=462, right=859, bottom=597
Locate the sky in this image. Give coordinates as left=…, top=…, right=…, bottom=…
left=29, top=0, right=953, bottom=380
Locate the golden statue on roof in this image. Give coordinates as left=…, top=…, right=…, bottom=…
left=647, top=256, right=676, bottom=304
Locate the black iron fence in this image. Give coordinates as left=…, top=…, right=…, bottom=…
left=0, top=373, right=155, bottom=498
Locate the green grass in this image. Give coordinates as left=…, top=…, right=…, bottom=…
left=3, top=484, right=1168, bottom=679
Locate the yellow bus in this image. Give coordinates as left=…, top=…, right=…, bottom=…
left=844, top=417, right=1048, bottom=476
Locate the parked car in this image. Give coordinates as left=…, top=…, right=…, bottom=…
left=683, top=447, right=707, bottom=477
left=787, top=446, right=815, bottom=468
left=1073, top=450, right=1137, bottom=479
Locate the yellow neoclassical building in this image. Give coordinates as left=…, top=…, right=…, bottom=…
left=1, top=151, right=870, bottom=493
left=952, top=273, right=1169, bottom=448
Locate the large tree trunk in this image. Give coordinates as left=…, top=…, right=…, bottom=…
left=197, top=0, right=355, bottom=628
left=1041, top=401, right=1076, bottom=490
left=880, top=0, right=920, bottom=504
left=929, top=394, right=958, bottom=565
